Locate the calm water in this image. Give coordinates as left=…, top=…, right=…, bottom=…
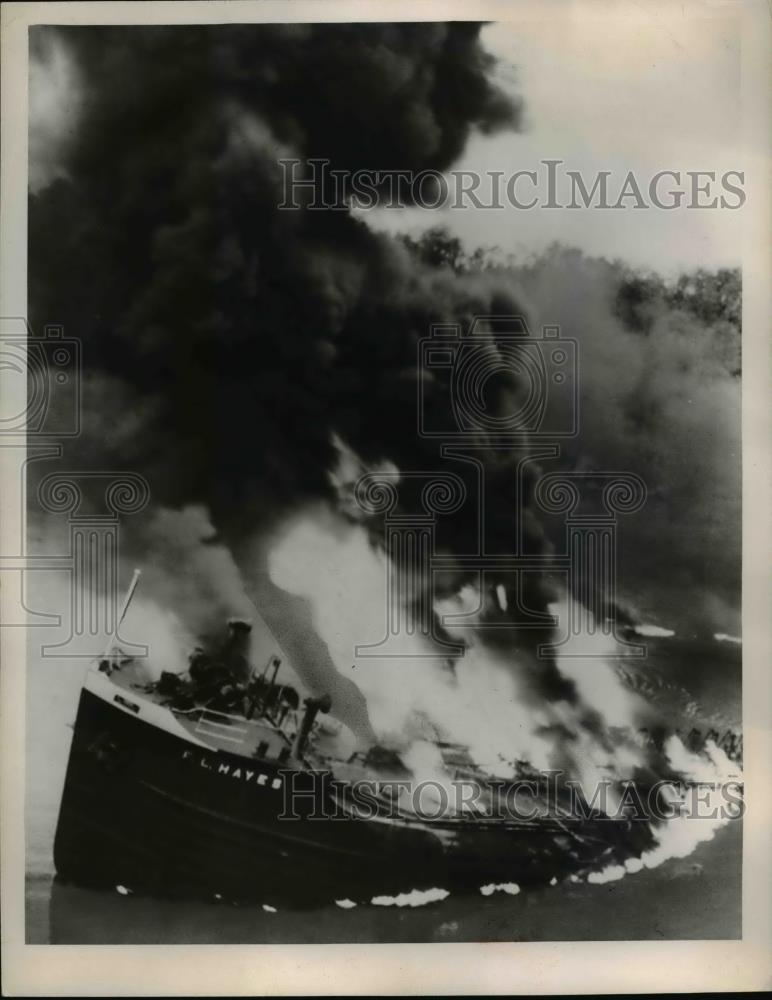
left=26, top=825, right=741, bottom=943
left=25, top=636, right=742, bottom=943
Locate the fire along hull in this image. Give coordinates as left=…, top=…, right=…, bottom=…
left=54, top=677, right=636, bottom=906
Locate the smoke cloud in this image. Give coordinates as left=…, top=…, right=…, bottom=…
left=28, top=24, right=740, bottom=793
left=497, top=248, right=740, bottom=635
left=29, top=24, right=538, bottom=560
left=28, top=22, right=542, bottom=677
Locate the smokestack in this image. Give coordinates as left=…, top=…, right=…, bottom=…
left=292, top=693, right=332, bottom=758
left=226, top=617, right=252, bottom=651
left=222, top=617, right=253, bottom=684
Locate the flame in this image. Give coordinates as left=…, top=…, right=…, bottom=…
left=268, top=511, right=557, bottom=774
left=267, top=506, right=743, bottom=882
left=634, top=624, right=676, bottom=638
left=588, top=736, right=742, bottom=883
left=480, top=882, right=521, bottom=896
left=267, top=513, right=648, bottom=785
left=371, top=888, right=449, bottom=908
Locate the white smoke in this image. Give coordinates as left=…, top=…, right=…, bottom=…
left=267, top=510, right=649, bottom=788
left=268, top=511, right=565, bottom=774
left=29, top=33, right=82, bottom=192
left=637, top=736, right=741, bottom=870
left=634, top=624, right=676, bottom=638
left=266, top=500, right=743, bottom=883
left=587, top=735, right=742, bottom=883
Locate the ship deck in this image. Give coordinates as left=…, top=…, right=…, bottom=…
left=95, top=662, right=297, bottom=762
left=88, top=662, right=613, bottom=837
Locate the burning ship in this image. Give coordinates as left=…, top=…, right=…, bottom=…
left=54, top=572, right=654, bottom=907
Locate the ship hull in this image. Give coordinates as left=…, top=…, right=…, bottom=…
left=54, top=684, right=634, bottom=906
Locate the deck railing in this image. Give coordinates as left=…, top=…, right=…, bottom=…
left=171, top=704, right=296, bottom=747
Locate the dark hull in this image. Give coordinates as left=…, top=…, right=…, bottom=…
left=54, top=687, right=635, bottom=906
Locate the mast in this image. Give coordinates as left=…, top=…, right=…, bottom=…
left=101, top=568, right=141, bottom=664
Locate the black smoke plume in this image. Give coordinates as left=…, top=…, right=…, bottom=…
left=30, top=24, right=525, bottom=527
left=29, top=24, right=740, bottom=741
left=30, top=24, right=568, bottom=728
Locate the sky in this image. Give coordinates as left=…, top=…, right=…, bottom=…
left=29, top=15, right=743, bottom=275
left=365, top=16, right=744, bottom=275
